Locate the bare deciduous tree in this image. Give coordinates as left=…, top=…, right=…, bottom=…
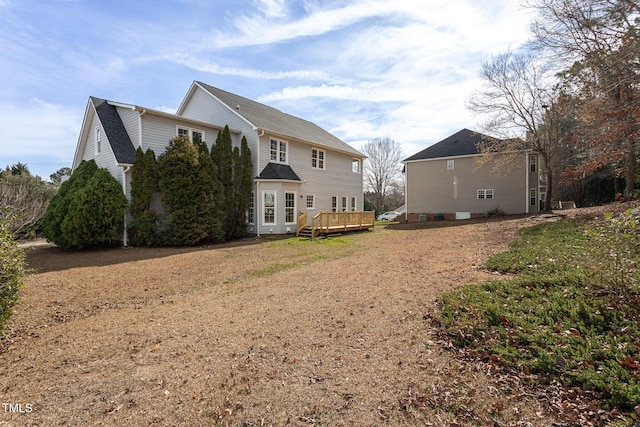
left=0, top=172, right=55, bottom=235
left=467, top=51, right=573, bottom=211
left=361, top=137, right=403, bottom=213
left=528, top=0, right=640, bottom=200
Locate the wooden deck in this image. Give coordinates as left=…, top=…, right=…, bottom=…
left=297, top=211, right=375, bottom=239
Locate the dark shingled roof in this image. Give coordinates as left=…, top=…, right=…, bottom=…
left=404, top=129, right=499, bottom=162
left=196, top=82, right=364, bottom=158
left=256, top=163, right=302, bottom=181
left=92, top=97, right=136, bottom=165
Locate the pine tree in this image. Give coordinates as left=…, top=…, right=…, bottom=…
left=157, top=136, right=221, bottom=245
left=60, top=169, right=128, bottom=249
left=129, top=147, right=160, bottom=246
left=211, top=125, right=235, bottom=239
left=42, top=160, right=99, bottom=248
left=231, top=136, right=253, bottom=238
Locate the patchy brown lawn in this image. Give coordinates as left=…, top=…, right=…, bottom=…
left=1, top=217, right=567, bottom=426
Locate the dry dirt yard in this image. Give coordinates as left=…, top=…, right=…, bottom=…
left=1, top=217, right=572, bottom=426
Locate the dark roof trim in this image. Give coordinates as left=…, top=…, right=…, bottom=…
left=92, top=97, right=136, bottom=165
left=256, top=163, right=302, bottom=182
left=404, top=128, right=499, bottom=162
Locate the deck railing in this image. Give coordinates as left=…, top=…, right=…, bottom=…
left=296, top=211, right=309, bottom=235
left=298, top=211, right=375, bottom=238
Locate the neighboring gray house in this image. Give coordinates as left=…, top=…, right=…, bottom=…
left=403, top=129, right=541, bottom=221
left=72, top=81, right=366, bottom=243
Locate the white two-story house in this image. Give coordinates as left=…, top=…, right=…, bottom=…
left=72, top=81, right=366, bottom=243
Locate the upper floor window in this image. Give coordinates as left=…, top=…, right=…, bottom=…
left=95, top=128, right=102, bottom=155
left=177, top=126, right=205, bottom=143
left=270, top=138, right=287, bottom=163
left=530, top=154, right=537, bottom=172
left=312, top=148, right=325, bottom=170
left=352, top=158, right=360, bottom=174
left=447, top=160, right=455, bottom=170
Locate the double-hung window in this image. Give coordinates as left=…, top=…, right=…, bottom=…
left=530, top=154, right=537, bottom=172
left=270, top=138, right=287, bottom=163
left=285, top=192, right=296, bottom=224
left=263, top=192, right=276, bottom=225
left=477, top=189, right=494, bottom=199
left=352, top=159, right=360, bottom=174
left=312, top=148, right=325, bottom=169
left=177, top=126, right=205, bottom=143
left=306, top=194, right=315, bottom=209
left=248, top=193, right=255, bottom=224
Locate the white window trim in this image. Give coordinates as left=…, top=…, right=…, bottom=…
left=447, top=160, right=455, bottom=170
left=284, top=191, right=297, bottom=224
left=530, top=188, right=537, bottom=206
left=352, top=158, right=360, bottom=174
left=269, top=138, right=288, bottom=164
left=306, top=194, right=315, bottom=210
left=341, top=196, right=347, bottom=212
left=477, top=189, right=494, bottom=199
left=95, top=127, right=102, bottom=155
left=176, top=126, right=205, bottom=142
left=262, top=191, right=277, bottom=226
left=331, top=195, right=338, bottom=212
left=351, top=196, right=357, bottom=211
left=312, top=148, right=326, bottom=170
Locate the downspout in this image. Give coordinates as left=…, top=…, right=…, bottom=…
left=138, top=109, right=147, bottom=149
left=404, top=163, right=408, bottom=223
left=122, top=166, right=132, bottom=246
left=256, top=129, right=264, bottom=237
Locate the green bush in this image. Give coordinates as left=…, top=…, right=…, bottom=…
left=60, top=169, right=127, bottom=249
left=41, top=160, right=127, bottom=249
left=435, top=217, right=640, bottom=410
left=157, top=136, right=223, bottom=246
left=0, top=211, right=25, bottom=334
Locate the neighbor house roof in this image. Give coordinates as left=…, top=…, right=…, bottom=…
left=91, top=97, right=137, bottom=165
left=256, top=163, right=303, bottom=181
left=404, top=128, right=499, bottom=162
left=194, top=82, right=365, bottom=158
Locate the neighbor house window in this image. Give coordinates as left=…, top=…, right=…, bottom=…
left=95, top=128, right=101, bottom=155
left=332, top=196, right=337, bottom=212
left=530, top=154, right=537, bottom=172
left=306, top=194, right=315, bottom=209
left=477, top=189, right=494, bottom=199
left=530, top=188, right=537, bottom=206
left=447, top=160, right=455, bottom=170
left=312, top=148, right=325, bottom=170
left=352, top=159, right=360, bottom=173
left=263, top=192, right=276, bottom=224
left=248, top=192, right=255, bottom=224
left=285, top=192, right=296, bottom=223
left=270, top=138, right=287, bottom=163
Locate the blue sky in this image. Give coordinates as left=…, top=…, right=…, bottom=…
left=0, top=0, right=533, bottom=180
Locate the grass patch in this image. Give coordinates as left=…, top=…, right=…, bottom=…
left=435, top=215, right=640, bottom=410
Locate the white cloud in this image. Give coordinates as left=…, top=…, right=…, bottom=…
left=167, top=53, right=328, bottom=80
left=0, top=99, right=81, bottom=160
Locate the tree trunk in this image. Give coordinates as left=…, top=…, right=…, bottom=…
left=544, top=164, right=554, bottom=212
left=624, top=137, right=637, bottom=201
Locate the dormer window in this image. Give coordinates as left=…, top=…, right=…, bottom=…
left=270, top=138, right=288, bottom=163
